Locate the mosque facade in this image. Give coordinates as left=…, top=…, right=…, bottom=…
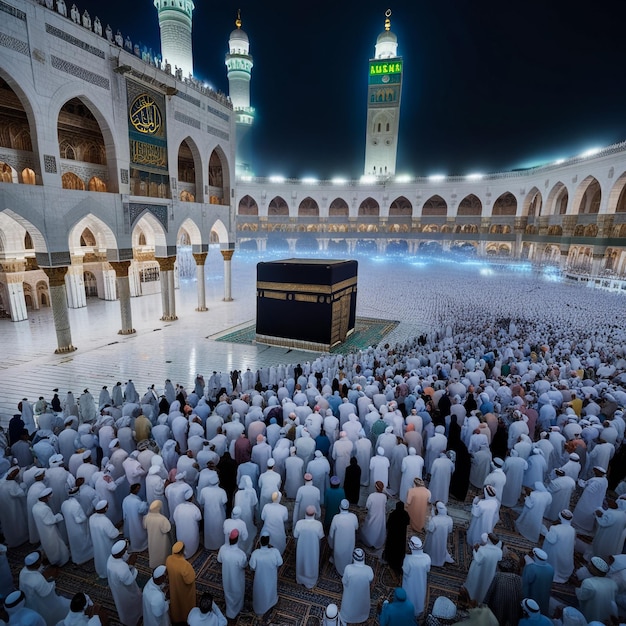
left=0, top=1, right=625, bottom=353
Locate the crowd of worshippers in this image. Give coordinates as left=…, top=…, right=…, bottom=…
left=0, top=337, right=626, bottom=626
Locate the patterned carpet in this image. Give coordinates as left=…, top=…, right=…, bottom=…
left=5, top=484, right=582, bottom=626
left=214, top=317, right=400, bottom=354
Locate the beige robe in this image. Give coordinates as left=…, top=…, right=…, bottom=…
left=405, top=486, right=431, bottom=532
left=143, top=501, right=172, bottom=569
left=166, top=551, right=197, bottom=623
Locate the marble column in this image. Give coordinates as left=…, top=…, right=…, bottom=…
left=42, top=266, right=76, bottom=353
left=157, top=256, right=178, bottom=321
left=65, top=263, right=87, bottom=308
left=192, top=252, right=208, bottom=311
left=110, top=261, right=135, bottom=335
left=221, top=249, right=234, bottom=302
left=6, top=272, right=27, bottom=322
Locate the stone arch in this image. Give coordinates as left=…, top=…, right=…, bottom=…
left=492, top=192, right=517, bottom=216
left=298, top=197, right=319, bottom=217
left=457, top=194, right=482, bottom=216
left=389, top=196, right=412, bottom=216
left=329, top=197, right=349, bottom=217
left=0, top=209, right=48, bottom=254
left=0, top=74, right=38, bottom=181
left=238, top=195, right=258, bottom=215
left=573, top=176, right=601, bottom=215
left=178, top=136, right=202, bottom=202
left=178, top=217, right=203, bottom=247
left=22, top=168, right=36, bottom=185
left=56, top=95, right=117, bottom=191
left=68, top=214, right=118, bottom=256
left=268, top=196, right=289, bottom=216
left=547, top=225, right=563, bottom=236
left=523, top=187, right=543, bottom=217
left=358, top=197, right=380, bottom=217
left=88, top=176, right=107, bottom=192
left=545, top=182, right=568, bottom=216
left=208, top=145, right=231, bottom=205
left=0, top=162, right=18, bottom=183
left=607, top=171, right=626, bottom=214
left=209, top=219, right=229, bottom=246
left=131, top=212, right=167, bottom=252
left=421, top=195, right=447, bottom=217
left=62, top=172, right=85, bottom=190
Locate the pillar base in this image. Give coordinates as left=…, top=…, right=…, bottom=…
left=223, top=297, right=233, bottom=302
left=195, top=307, right=208, bottom=312
left=118, top=328, right=136, bottom=335
left=55, top=345, right=77, bottom=354
left=160, top=315, right=178, bottom=321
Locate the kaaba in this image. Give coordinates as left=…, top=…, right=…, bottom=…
left=256, top=258, right=358, bottom=351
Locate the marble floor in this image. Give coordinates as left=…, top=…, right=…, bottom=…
left=1, top=248, right=622, bottom=426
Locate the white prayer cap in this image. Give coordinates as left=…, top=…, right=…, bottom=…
left=49, top=454, right=63, bottom=466
left=593, top=466, right=607, bottom=474
left=64, top=416, right=74, bottom=425
left=409, top=536, right=422, bottom=549
left=493, top=457, right=504, bottom=468
left=484, top=485, right=496, bottom=497
left=340, top=499, right=349, bottom=510
left=432, top=596, right=456, bottom=619
left=325, top=604, right=338, bottom=619
left=315, top=450, right=323, bottom=458
left=130, top=450, right=139, bottom=459
left=82, top=450, right=92, bottom=460
left=183, top=486, right=193, bottom=500
left=34, top=468, right=45, bottom=478
left=39, top=487, right=53, bottom=499
left=111, top=540, right=127, bottom=556
left=435, top=425, right=445, bottom=434
left=385, top=426, right=393, bottom=433
left=153, top=565, right=166, bottom=579
left=95, top=500, right=108, bottom=511
left=109, top=438, right=120, bottom=449
left=522, top=599, right=540, bottom=614
left=148, top=465, right=160, bottom=475
left=569, top=453, right=580, bottom=461
left=4, top=590, right=25, bottom=609
left=560, top=509, right=573, bottom=520
left=377, top=447, right=385, bottom=455
left=267, top=458, right=275, bottom=468
left=591, top=556, right=609, bottom=573
left=24, top=552, right=40, bottom=566
left=436, top=501, right=447, bottom=513
left=532, top=548, right=548, bottom=561
left=105, top=464, right=115, bottom=473
left=175, top=471, right=187, bottom=481
left=231, top=506, right=242, bottom=518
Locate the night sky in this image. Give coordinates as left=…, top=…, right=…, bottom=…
left=74, top=0, right=626, bottom=179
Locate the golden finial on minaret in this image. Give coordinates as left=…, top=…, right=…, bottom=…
left=384, top=8, right=391, bottom=31
left=235, top=9, right=242, bottom=29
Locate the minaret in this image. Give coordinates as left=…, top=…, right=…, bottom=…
left=226, top=10, right=255, bottom=176
left=364, top=9, right=403, bottom=178
left=154, top=0, right=195, bottom=78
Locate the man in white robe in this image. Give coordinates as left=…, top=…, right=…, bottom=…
left=332, top=431, right=353, bottom=485
left=328, top=499, right=359, bottom=576
left=424, top=502, right=454, bottom=566
left=258, top=459, right=282, bottom=514
left=399, top=447, right=424, bottom=503
left=541, top=509, right=576, bottom=583
left=306, top=450, right=331, bottom=496
left=591, top=496, right=626, bottom=560
left=425, top=425, right=447, bottom=475
left=107, top=540, right=143, bottom=626
left=463, top=533, right=503, bottom=604
left=501, top=450, right=528, bottom=508
left=340, top=548, right=374, bottom=624
left=187, top=592, right=227, bottom=626
left=173, top=487, right=202, bottom=559
left=249, top=532, right=283, bottom=615
left=283, top=448, right=304, bottom=499
left=293, top=473, right=321, bottom=524
left=142, top=565, right=170, bottom=626
left=260, top=492, right=288, bottom=555
left=466, top=486, right=500, bottom=546
left=198, top=474, right=227, bottom=550
left=368, top=447, right=390, bottom=493
left=217, top=530, right=247, bottom=619
left=402, top=537, right=431, bottom=617
left=32, top=488, right=70, bottom=566
left=482, top=458, right=506, bottom=503
left=89, top=501, right=121, bottom=578
left=122, top=483, right=149, bottom=553
left=576, top=556, right=618, bottom=623
left=4, top=589, right=46, bottom=626
left=61, top=487, right=93, bottom=565
left=0, top=466, right=29, bottom=548
left=544, top=468, right=576, bottom=521
left=293, top=505, right=324, bottom=589
left=359, top=480, right=387, bottom=550
left=572, top=466, right=609, bottom=535
left=515, top=482, right=552, bottom=543
left=429, top=451, right=455, bottom=505
left=19, top=551, right=70, bottom=626
left=27, top=469, right=48, bottom=544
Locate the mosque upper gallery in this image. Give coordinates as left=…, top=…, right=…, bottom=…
left=0, top=0, right=626, bottom=349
